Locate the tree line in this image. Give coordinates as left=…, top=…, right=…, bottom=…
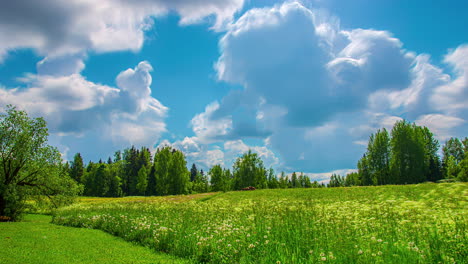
left=333, top=120, right=467, bottom=187
left=2, top=105, right=466, bottom=221
left=69, top=148, right=331, bottom=197
left=69, top=119, right=467, bottom=197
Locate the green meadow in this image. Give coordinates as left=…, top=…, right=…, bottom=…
left=48, top=183, right=467, bottom=264
left=0, top=214, right=190, bottom=264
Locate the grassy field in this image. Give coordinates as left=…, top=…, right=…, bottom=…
left=52, top=183, right=467, bottom=263
left=0, top=214, right=190, bottom=264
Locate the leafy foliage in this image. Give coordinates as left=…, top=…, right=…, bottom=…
left=0, top=105, right=81, bottom=220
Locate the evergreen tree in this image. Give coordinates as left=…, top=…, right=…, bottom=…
left=146, top=165, right=157, bottom=196
left=190, top=163, right=198, bottom=182
left=291, top=172, right=299, bottom=188
left=303, top=174, right=312, bottom=188
left=70, top=153, right=84, bottom=184
left=122, top=146, right=139, bottom=195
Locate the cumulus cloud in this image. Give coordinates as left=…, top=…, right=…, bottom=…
left=191, top=1, right=467, bottom=173
left=0, top=60, right=167, bottom=160
left=191, top=102, right=233, bottom=143
left=158, top=137, right=279, bottom=171
left=416, top=114, right=466, bottom=142
left=0, top=0, right=245, bottom=62
left=431, top=45, right=468, bottom=116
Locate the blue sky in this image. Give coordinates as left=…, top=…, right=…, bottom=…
left=0, top=0, right=467, bottom=180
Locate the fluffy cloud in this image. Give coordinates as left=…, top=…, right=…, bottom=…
left=159, top=137, right=279, bottom=171
left=416, top=114, right=466, bottom=142
left=0, top=60, right=167, bottom=160
left=192, top=1, right=467, bottom=173
left=431, top=45, right=468, bottom=116
left=0, top=0, right=245, bottom=62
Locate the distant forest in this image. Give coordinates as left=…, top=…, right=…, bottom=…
left=67, top=120, right=468, bottom=197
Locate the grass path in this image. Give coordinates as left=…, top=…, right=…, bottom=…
left=0, top=214, right=189, bottom=264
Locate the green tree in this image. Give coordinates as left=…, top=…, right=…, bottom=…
left=168, top=149, right=189, bottom=195
left=419, top=127, right=442, bottom=182
left=267, top=168, right=279, bottom=189
left=70, top=153, right=84, bottom=184
left=0, top=105, right=81, bottom=220
left=328, top=174, right=344, bottom=187
left=278, top=172, right=288, bottom=189
left=291, top=172, right=299, bottom=188
left=367, top=129, right=391, bottom=185
left=357, top=154, right=372, bottom=186
left=136, top=166, right=148, bottom=195
left=390, top=120, right=425, bottom=184
left=154, top=147, right=171, bottom=196
left=190, top=163, right=198, bottom=182
left=232, top=150, right=267, bottom=189
left=458, top=152, right=468, bottom=182
left=209, top=164, right=225, bottom=192
left=442, top=138, right=464, bottom=179
left=344, top=172, right=360, bottom=186
left=146, top=165, right=157, bottom=196
left=446, top=156, right=460, bottom=179
left=107, top=161, right=123, bottom=197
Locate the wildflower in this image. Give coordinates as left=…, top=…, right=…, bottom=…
left=248, top=244, right=255, bottom=249
left=321, top=257, right=327, bottom=261
left=358, top=250, right=363, bottom=255
left=377, top=251, right=382, bottom=256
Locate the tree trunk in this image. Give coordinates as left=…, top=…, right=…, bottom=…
left=0, top=194, right=6, bottom=217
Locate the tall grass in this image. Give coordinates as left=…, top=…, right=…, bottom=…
left=53, top=183, right=467, bottom=263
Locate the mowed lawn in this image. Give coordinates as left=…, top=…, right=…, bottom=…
left=0, top=214, right=190, bottom=264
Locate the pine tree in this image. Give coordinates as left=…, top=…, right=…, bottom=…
left=190, top=164, right=198, bottom=182
left=70, top=153, right=84, bottom=184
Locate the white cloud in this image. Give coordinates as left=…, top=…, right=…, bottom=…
left=0, top=0, right=245, bottom=63
left=0, top=61, right=168, bottom=160
left=431, top=45, right=468, bottom=115
left=416, top=114, right=466, bottom=142
left=191, top=1, right=468, bottom=173
left=159, top=137, right=279, bottom=171
left=191, top=101, right=233, bottom=143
